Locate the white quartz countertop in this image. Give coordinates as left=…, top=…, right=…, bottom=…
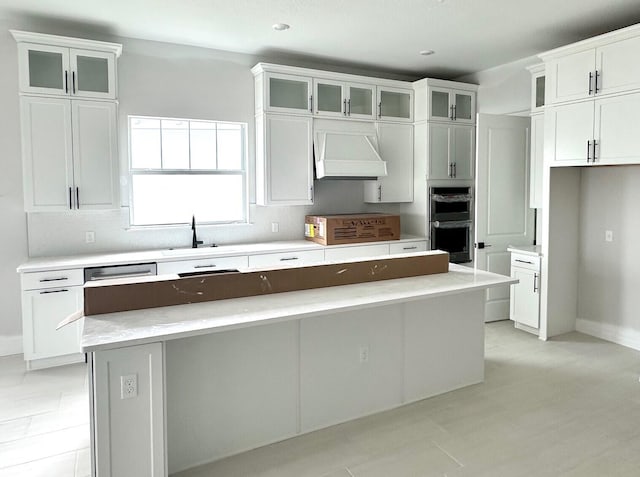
left=81, top=264, right=516, bottom=352
left=506, top=245, right=542, bottom=257
left=17, top=237, right=427, bottom=273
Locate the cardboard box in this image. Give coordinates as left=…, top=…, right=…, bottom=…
left=304, top=213, right=401, bottom=245
left=84, top=252, right=449, bottom=316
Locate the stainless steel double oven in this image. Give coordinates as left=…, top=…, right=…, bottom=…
left=429, top=187, right=473, bottom=263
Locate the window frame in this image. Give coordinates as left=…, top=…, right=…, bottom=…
left=127, top=114, right=249, bottom=227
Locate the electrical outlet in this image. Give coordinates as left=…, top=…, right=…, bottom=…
left=85, top=231, right=95, bottom=244
left=120, top=374, right=137, bottom=399
left=359, top=346, right=369, bottom=363
left=271, top=222, right=279, bottom=233
left=605, top=230, right=613, bottom=242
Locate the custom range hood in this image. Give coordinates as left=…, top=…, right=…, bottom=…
left=313, top=119, right=387, bottom=179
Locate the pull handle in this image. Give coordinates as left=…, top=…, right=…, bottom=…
left=592, top=140, right=597, bottom=162
left=347, top=98, right=351, bottom=116
left=280, top=257, right=299, bottom=261
left=40, top=289, right=69, bottom=294
left=40, top=277, right=69, bottom=282
left=453, top=105, right=457, bottom=121
left=72, top=71, right=76, bottom=94
left=343, top=99, right=347, bottom=116
left=515, top=259, right=534, bottom=265
left=193, top=264, right=217, bottom=269
left=453, top=163, right=457, bottom=177
left=378, top=102, right=382, bottom=118
left=448, top=163, right=453, bottom=178
left=586, top=140, right=591, bottom=163
left=533, top=273, right=539, bottom=293
left=595, top=70, right=600, bottom=94
left=450, top=105, right=454, bottom=120
left=310, top=185, right=313, bottom=201
left=378, top=184, right=382, bottom=202
left=309, top=95, right=313, bottom=113
left=69, top=187, right=73, bottom=209
left=76, top=187, right=79, bottom=209
left=588, top=71, right=593, bottom=95
left=403, top=246, right=418, bottom=250
left=64, top=71, right=69, bottom=94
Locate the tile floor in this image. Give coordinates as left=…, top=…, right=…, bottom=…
left=1, top=322, right=640, bottom=477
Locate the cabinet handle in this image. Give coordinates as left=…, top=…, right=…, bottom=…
left=76, top=187, right=80, bottom=209
left=378, top=184, right=382, bottom=201
left=533, top=273, right=538, bottom=293
left=69, top=187, right=73, bottom=209
left=586, top=140, right=591, bottom=163
left=595, top=70, right=600, bottom=94
left=193, top=264, right=217, bottom=269
left=453, top=105, right=457, bottom=120
left=450, top=105, right=454, bottom=120
left=64, top=71, right=69, bottom=94
left=310, top=186, right=313, bottom=201
left=448, top=163, right=453, bottom=178
left=40, top=289, right=69, bottom=294
left=403, top=246, right=418, bottom=250
left=309, top=95, right=313, bottom=112
left=343, top=99, right=347, bottom=116
left=378, top=102, right=382, bottom=118
left=592, top=140, right=597, bottom=162
left=40, top=277, right=68, bottom=282
left=72, top=71, right=76, bottom=94
left=280, top=257, right=299, bottom=261
left=453, top=163, right=457, bottom=177
left=588, top=72, right=593, bottom=95
left=515, top=259, right=534, bottom=265
left=347, top=98, right=351, bottom=116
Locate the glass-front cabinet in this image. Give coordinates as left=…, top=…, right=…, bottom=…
left=428, top=87, right=475, bottom=124
left=314, top=79, right=375, bottom=119
left=265, top=73, right=313, bottom=114
left=16, top=41, right=118, bottom=100
left=377, top=86, right=413, bottom=122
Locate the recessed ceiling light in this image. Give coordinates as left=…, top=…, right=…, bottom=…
left=272, top=23, right=290, bottom=31
left=420, top=50, right=435, bottom=56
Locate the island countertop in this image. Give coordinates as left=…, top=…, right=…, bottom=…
left=81, top=264, right=516, bottom=352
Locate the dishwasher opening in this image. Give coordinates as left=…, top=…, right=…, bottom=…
left=84, top=263, right=157, bottom=282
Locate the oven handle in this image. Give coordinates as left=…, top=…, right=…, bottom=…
left=431, top=194, right=473, bottom=203
left=432, top=220, right=472, bottom=229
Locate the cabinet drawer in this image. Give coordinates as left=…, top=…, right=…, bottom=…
left=324, top=243, right=390, bottom=262
left=21, top=268, right=84, bottom=290
left=389, top=241, right=427, bottom=255
left=510, top=254, right=540, bottom=271
left=249, top=250, right=325, bottom=269
left=157, top=256, right=248, bottom=275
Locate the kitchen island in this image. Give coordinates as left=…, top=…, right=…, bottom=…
left=83, top=261, right=515, bottom=476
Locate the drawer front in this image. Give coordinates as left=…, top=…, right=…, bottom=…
left=510, top=254, right=540, bottom=271
left=248, top=250, right=325, bottom=269
left=389, top=240, right=427, bottom=255
left=21, top=268, right=85, bottom=290
left=324, top=244, right=390, bottom=262
left=157, top=256, right=249, bottom=275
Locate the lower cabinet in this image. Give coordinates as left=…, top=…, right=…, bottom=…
left=248, top=249, right=325, bottom=268
left=157, top=256, right=249, bottom=275
left=324, top=243, right=390, bottom=261
left=509, top=253, right=541, bottom=331
left=21, top=286, right=83, bottom=364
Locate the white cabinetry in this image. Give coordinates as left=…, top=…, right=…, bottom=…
left=529, top=113, right=544, bottom=208
left=262, top=72, right=313, bottom=115
left=389, top=240, right=427, bottom=254
left=20, top=96, right=119, bottom=211
left=509, top=253, right=540, bottom=333
left=157, top=256, right=249, bottom=275
left=314, top=79, right=376, bottom=119
left=255, top=114, right=313, bottom=205
left=377, top=86, right=413, bottom=122
left=427, top=86, right=475, bottom=124
left=324, top=243, right=390, bottom=262
left=248, top=249, right=325, bottom=268
left=427, top=123, right=474, bottom=180
left=12, top=30, right=121, bottom=100
left=20, top=268, right=85, bottom=368
left=364, top=122, right=414, bottom=203
left=544, top=32, right=640, bottom=105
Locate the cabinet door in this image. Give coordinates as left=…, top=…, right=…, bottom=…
left=265, top=73, right=313, bottom=114
left=20, top=96, right=74, bottom=211
left=546, top=49, right=596, bottom=104
left=429, top=87, right=452, bottom=122
left=22, top=287, right=82, bottom=360
left=364, top=123, right=413, bottom=203
left=594, top=92, right=640, bottom=165
left=529, top=114, right=544, bottom=208
left=510, top=267, right=539, bottom=328
left=324, top=243, right=389, bottom=262
left=389, top=240, right=427, bottom=254
left=248, top=249, right=325, bottom=268
left=452, top=90, right=475, bottom=124
left=377, top=86, right=413, bottom=121
left=71, top=101, right=119, bottom=209
left=70, top=49, right=116, bottom=100
left=596, top=35, right=640, bottom=96
left=314, top=79, right=345, bottom=117
left=545, top=102, right=594, bottom=165
left=257, top=114, right=313, bottom=205
left=17, top=43, right=70, bottom=96
left=157, top=255, right=249, bottom=275
left=428, top=123, right=452, bottom=179
left=451, top=125, right=474, bottom=179
left=346, top=83, right=376, bottom=119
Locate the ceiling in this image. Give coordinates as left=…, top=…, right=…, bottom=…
left=3, top=0, right=640, bottom=79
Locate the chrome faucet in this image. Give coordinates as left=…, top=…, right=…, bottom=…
left=191, top=215, right=203, bottom=248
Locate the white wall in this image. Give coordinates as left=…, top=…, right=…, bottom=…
left=577, top=165, right=640, bottom=349
left=0, top=19, right=407, bottom=354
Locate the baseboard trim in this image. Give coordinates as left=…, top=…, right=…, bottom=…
left=0, top=335, right=23, bottom=357
left=576, top=318, right=640, bottom=352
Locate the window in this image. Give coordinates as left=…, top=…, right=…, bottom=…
left=128, top=116, right=247, bottom=226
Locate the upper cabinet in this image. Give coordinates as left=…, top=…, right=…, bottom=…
left=527, top=63, right=546, bottom=113
left=12, top=30, right=122, bottom=100
left=542, top=26, right=640, bottom=105
left=413, top=78, right=478, bottom=125
left=314, top=79, right=376, bottom=119
left=377, top=86, right=413, bottom=122
left=264, top=72, right=313, bottom=115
